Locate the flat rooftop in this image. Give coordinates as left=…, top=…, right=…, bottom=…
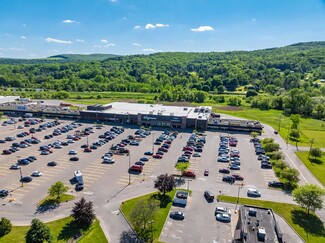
left=239, top=205, right=281, bottom=243
left=84, top=102, right=212, bottom=120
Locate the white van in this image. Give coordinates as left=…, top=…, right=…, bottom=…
left=247, top=188, right=261, bottom=197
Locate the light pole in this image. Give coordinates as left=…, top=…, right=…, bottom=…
left=308, top=139, right=314, bottom=159
left=152, top=132, right=155, bottom=154
left=19, top=167, right=23, bottom=187
left=148, top=220, right=154, bottom=242
left=128, top=152, right=131, bottom=185
left=86, top=134, right=89, bottom=147
left=187, top=179, right=192, bottom=191
left=235, top=186, right=242, bottom=212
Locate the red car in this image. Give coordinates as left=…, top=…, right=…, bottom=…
left=183, top=146, right=193, bottom=151
left=83, top=148, right=92, bottom=152
left=182, top=170, right=196, bottom=178
left=129, top=165, right=143, bottom=173
left=232, top=174, right=244, bottom=180
left=3, top=150, right=12, bottom=155
left=229, top=141, right=237, bottom=147
left=153, top=154, right=162, bottom=159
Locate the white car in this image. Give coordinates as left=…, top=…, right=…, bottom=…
left=193, top=153, right=202, bottom=157
left=103, top=158, right=115, bottom=163
left=55, top=144, right=62, bottom=149
left=67, top=139, right=75, bottom=144
left=215, top=207, right=231, bottom=216
left=216, top=213, right=231, bottom=222
left=69, top=150, right=78, bottom=155
left=247, top=188, right=261, bottom=197
left=31, top=171, right=42, bottom=177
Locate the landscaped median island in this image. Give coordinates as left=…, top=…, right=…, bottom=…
left=217, top=195, right=325, bottom=243
left=38, top=193, right=75, bottom=207
left=0, top=217, right=107, bottom=243
left=120, top=189, right=177, bottom=242
left=295, top=151, right=325, bottom=186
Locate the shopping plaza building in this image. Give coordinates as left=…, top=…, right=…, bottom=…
left=80, top=102, right=212, bottom=130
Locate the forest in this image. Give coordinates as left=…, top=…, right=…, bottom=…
left=0, top=41, right=324, bottom=120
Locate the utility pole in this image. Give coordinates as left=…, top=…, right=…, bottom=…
left=187, top=179, right=192, bottom=191
left=308, top=139, right=314, bottom=159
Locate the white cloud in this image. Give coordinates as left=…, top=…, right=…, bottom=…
left=22, top=24, right=27, bottom=27
left=45, top=37, right=72, bottom=44
left=8, top=47, right=24, bottom=51
left=101, top=39, right=108, bottom=43
left=145, top=23, right=169, bottom=29
left=122, top=17, right=127, bottom=20
left=63, top=19, right=79, bottom=24
left=76, top=39, right=85, bottom=43
left=190, top=26, right=214, bottom=32
left=94, top=43, right=115, bottom=48
left=20, top=36, right=27, bottom=39
left=110, top=0, right=118, bottom=2
left=142, top=48, right=156, bottom=52
left=134, top=25, right=141, bottom=30
left=251, top=18, right=256, bottom=22
left=133, top=43, right=141, bottom=46
left=104, top=43, right=115, bottom=47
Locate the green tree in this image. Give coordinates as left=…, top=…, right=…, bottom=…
left=71, top=197, right=95, bottom=229
left=310, top=148, right=323, bottom=160
left=280, top=167, right=300, bottom=189
left=48, top=181, right=69, bottom=199
left=290, top=114, right=301, bottom=129
left=0, top=217, right=12, bottom=237
left=154, top=174, right=176, bottom=195
left=25, top=219, right=52, bottom=243
left=250, top=132, right=259, bottom=138
left=130, top=198, right=159, bottom=233
left=269, top=151, right=284, bottom=161
left=292, top=184, right=325, bottom=215
left=289, top=129, right=300, bottom=149
left=264, top=142, right=280, bottom=153
left=217, top=85, right=226, bottom=94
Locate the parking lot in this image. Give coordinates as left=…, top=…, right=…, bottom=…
left=0, top=117, right=291, bottom=242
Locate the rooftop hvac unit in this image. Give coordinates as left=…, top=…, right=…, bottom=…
left=170, top=113, right=174, bottom=116
left=149, top=111, right=153, bottom=114
left=158, top=112, right=162, bottom=115
left=183, top=107, right=188, bottom=111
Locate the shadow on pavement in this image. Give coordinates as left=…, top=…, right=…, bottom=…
left=35, top=203, right=60, bottom=214
left=175, top=177, right=186, bottom=187
left=119, top=230, right=143, bottom=243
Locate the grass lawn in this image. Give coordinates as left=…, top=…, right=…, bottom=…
left=295, top=152, right=325, bottom=186
left=38, top=194, right=75, bottom=206
left=120, top=189, right=176, bottom=242
left=218, top=195, right=325, bottom=243
left=0, top=217, right=107, bottom=243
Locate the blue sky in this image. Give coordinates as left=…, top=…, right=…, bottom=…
left=1, top=0, right=325, bottom=58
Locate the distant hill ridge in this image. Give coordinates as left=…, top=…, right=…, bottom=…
left=1, top=41, right=325, bottom=64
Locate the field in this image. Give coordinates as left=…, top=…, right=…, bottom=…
left=0, top=217, right=107, bottom=243
left=295, top=152, right=325, bottom=186
left=120, top=190, right=176, bottom=242
left=218, top=195, right=325, bottom=243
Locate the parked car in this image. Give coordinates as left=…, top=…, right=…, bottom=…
left=103, top=158, right=115, bottom=163
left=204, top=170, right=209, bottom=176
left=268, top=181, right=284, bottom=188
left=216, top=213, right=231, bottom=222
left=20, top=176, right=33, bottom=182
left=215, top=207, right=231, bottom=216
left=47, top=161, right=57, bottom=167
left=153, top=154, right=162, bottom=159
left=193, top=153, right=202, bottom=157
left=31, top=171, right=42, bottom=177
left=140, top=157, right=149, bottom=162
left=169, top=211, right=185, bottom=220
left=219, top=168, right=230, bottom=174
left=129, top=165, right=143, bottom=173
left=261, top=163, right=273, bottom=169
left=70, top=157, right=79, bottom=161
left=229, top=164, right=240, bottom=170
left=232, top=174, right=244, bottom=180
left=135, top=161, right=145, bottom=166
left=10, top=164, right=21, bottom=170
left=83, top=148, right=92, bottom=153
left=0, top=190, right=9, bottom=197
left=182, top=170, right=196, bottom=178
left=144, top=151, right=153, bottom=156
left=204, top=190, right=214, bottom=200
left=247, top=188, right=261, bottom=197
left=222, top=176, right=235, bottom=183
left=69, top=150, right=77, bottom=155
